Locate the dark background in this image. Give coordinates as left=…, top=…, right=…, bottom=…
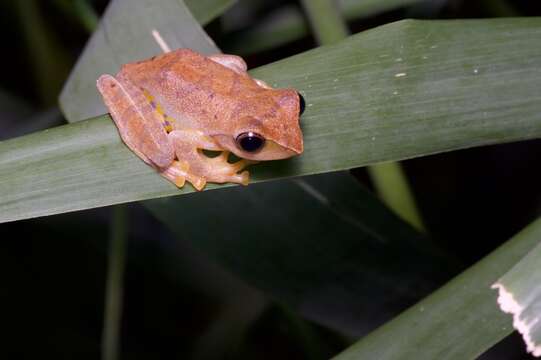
left=0, top=0, right=540, bottom=358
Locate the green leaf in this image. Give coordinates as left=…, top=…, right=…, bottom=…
left=222, top=0, right=426, bottom=55
left=221, top=4, right=307, bottom=55
left=146, top=171, right=455, bottom=334
left=11, top=0, right=72, bottom=106
left=59, top=0, right=219, bottom=123
left=492, top=239, right=541, bottom=356
left=301, top=0, right=349, bottom=45
left=184, top=0, right=237, bottom=26
left=332, top=217, right=541, bottom=360
left=300, top=0, right=425, bottom=232
left=2, top=18, right=541, bottom=223
left=340, top=0, right=426, bottom=17
left=0, top=89, right=63, bottom=141
left=52, top=0, right=99, bottom=34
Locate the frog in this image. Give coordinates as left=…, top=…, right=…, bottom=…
left=96, top=48, right=304, bottom=191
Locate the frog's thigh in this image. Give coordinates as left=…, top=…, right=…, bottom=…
left=97, top=74, right=174, bottom=169
left=208, top=54, right=247, bottom=74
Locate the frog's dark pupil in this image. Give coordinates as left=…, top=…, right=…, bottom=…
left=298, top=93, right=306, bottom=115
left=237, top=132, right=265, bottom=152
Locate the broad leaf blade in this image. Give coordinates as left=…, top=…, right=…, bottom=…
left=59, top=0, right=218, bottom=123
left=250, top=18, right=541, bottom=176
left=492, top=241, right=541, bottom=357
left=2, top=18, right=541, bottom=222
left=332, top=217, right=541, bottom=360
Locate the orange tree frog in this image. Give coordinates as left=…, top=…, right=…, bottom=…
left=97, top=49, right=305, bottom=191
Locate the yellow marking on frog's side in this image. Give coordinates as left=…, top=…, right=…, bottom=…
left=162, top=115, right=174, bottom=133
left=143, top=89, right=174, bottom=133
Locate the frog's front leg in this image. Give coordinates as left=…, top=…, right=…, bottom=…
left=161, top=130, right=256, bottom=190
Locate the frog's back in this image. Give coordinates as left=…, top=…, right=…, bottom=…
left=117, top=49, right=263, bottom=131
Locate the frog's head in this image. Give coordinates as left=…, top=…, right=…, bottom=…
left=213, top=89, right=305, bottom=161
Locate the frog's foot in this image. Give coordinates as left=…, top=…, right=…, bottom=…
left=203, top=151, right=257, bottom=186
left=167, top=130, right=257, bottom=188
left=160, top=160, right=207, bottom=191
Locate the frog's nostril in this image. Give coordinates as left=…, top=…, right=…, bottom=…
left=298, top=93, right=306, bottom=116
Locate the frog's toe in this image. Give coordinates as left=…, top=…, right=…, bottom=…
left=174, top=177, right=185, bottom=188
left=161, top=162, right=186, bottom=188
left=161, top=162, right=207, bottom=191
left=238, top=171, right=250, bottom=186
left=231, top=159, right=258, bottom=173
left=187, top=176, right=207, bottom=191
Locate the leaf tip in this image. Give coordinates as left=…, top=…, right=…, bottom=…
left=492, top=282, right=541, bottom=357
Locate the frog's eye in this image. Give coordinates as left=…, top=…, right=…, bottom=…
left=236, top=132, right=266, bottom=153
left=298, top=93, right=306, bottom=115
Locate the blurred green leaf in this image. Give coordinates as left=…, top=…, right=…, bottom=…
left=221, top=4, right=308, bottom=55
left=0, top=89, right=63, bottom=141
left=146, top=172, right=454, bottom=335
left=2, top=18, right=541, bottom=223
left=492, top=238, right=541, bottom=356
left=12, top=0, right=72, bottom=105
left=185, top=0, right=237, bottom=26
left=367, top=162, right=425, bottom=231
left=52, top=0, right=99, bottom=34
left=340, top=0, right=427, bottom=17
left=59, top=0, right=218, bottom=123
left=0, top=89, right=34, bottom=130
left=222, top=0, right=426, bottom=55
left=301, top=0, right=349, bottom=44
left=101, top=205, right=127, bottom=360
left=332, top=217, right=541, bottom=360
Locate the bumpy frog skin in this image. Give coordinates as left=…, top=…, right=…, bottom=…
left=97, top=49, right=304, bottom=191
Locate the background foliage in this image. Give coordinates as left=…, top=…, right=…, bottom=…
left=0, top=0, right=540, bottom=359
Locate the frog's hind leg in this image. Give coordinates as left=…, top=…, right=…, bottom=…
left=97, top=74, right=174, bottom=169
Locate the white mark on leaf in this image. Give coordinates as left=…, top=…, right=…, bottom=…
left=151, top=29, right=171, bottom=53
